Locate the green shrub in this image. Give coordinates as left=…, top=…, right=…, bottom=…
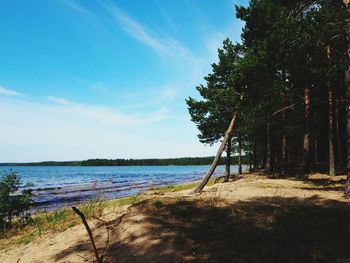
left=0, top=173, right=34, bottom=232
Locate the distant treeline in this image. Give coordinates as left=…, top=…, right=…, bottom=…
left=0, top=156, right=248, bottom=166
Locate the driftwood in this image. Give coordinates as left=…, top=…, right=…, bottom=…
left=72, top=207, right=102, bottom=263
left=214, top=174, right=238, bottom=184
left=192, top=112, right=238, bottom=194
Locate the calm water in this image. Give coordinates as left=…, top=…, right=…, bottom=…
left=0, top=165, right=247, bottom=211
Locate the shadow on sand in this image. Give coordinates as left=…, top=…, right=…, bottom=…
left=55, top=192, right=350, bottom=263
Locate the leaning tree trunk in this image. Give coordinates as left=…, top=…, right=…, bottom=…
left=303, top=85, right=311, bottom=173
left=344, top=0, right=350, bottom=195
left=192, top=112, right=238, bottom=193
left=238, top=133, right=242, bottom=174
left=266, top=115, right=272, bottom=173
left=225, top=138, right=231, bottom=181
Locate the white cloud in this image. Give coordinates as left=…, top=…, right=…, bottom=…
left=161, top=86, right=179, bottom=100
left=47, top=96, right=73, bottom=105
left=44, top=96, right=170, bottom=126
left=0, top=86, right=23, bottom=97
left=62, top=0, right=94, bottom=16
left=104, top=3, right=191, bottom=58
left=0, top=96, right=215, bottom=162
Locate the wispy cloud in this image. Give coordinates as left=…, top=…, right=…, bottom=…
left=43, top=95, right=169, bottom=126
left=155, top=2, right=179, bottom=33
left=0, top=86, right=23, bottom=97
left=161, top=86, right=179, bottom=100
left=62, top=0, right=94, bottom=16
left=104, top=3, right=190, bottom=57
left=0, top=95, right=214, bottom=162
left=47, top=96, right=73, bottom=105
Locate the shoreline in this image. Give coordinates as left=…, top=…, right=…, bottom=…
left=0, top=177, right=215, bottom=249
left=2, top=165, right=248, bottom=212
left=30, top=176, right=212, bottom=213
left=1, top=172, right=349, bottom=262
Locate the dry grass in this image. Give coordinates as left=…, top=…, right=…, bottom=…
left=0, top=200, right=106, bottom=248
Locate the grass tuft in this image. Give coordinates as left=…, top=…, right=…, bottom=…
left=0, top=199, right=107, bottom=248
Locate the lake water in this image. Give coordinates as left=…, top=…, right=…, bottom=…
left=0, top=165, right=247, bottom=211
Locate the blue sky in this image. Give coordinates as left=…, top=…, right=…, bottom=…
left=0, top=0, right=247, bottom=162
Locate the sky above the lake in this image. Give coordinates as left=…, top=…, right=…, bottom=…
left=0, top=0, right=247, bottom=162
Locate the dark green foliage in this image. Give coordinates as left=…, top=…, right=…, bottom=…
left=80, top=156, right=249, bottom=166
left=0, top=173, right=34, bottom=232
left=186, top=38, right=243, bottom=145
left=187, top=0, right=349, bottom=175
left=0, top=156, right=249, bottom=166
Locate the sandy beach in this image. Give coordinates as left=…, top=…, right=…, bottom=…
left=1, top=171, right=350, bottom=263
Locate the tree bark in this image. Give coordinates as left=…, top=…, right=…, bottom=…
left=344, top=0, right=350, bottom=195
left=281, top=112, right=287, bottom=176
left=225, top=138, right=231, bottom=181
left=314, top=135, right=318, bottom=165
left=326, top=45, right=336, bottom=176
left=328, top=86, right=336, bottom=176
left=335, top=99, right=343, bottom=169
left=253, top=144, right=258, bottom=171
left=303, top=85, right=311, bottom=173
left=238, top=133, right=242, bottom=174
left=249, top=142, right=253, bottom=172
left=266, top=116, right=272, bottom=173
left=345, top=69, right=350, bottom=195
left=192, top=112, right=238, bottom=193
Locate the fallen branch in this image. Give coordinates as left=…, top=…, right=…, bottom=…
left=272, top=102, right=300, bottom=116
left=93, top=216, right=111, bottom=259
left=72, top=207, right=102, bottom=263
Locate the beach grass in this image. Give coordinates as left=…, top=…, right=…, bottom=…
left=148, top=177, right=215, bottom=194
left=0, top=199, right=106, bottom=247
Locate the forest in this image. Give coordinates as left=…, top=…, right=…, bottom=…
left=187, top=0, right=350, bottom=193
left=0, top=156, right=249, bottom=167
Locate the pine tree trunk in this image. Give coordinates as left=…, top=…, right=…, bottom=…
left=335, top=99, right=343, bottom=169
left=266, top=116, right=272, bottom=173
left=326, top=45, right=336, bottom=176
left=238, top=133, right=242, bottom=174
left=303, top=85, right=311, bottom=173
left=344, top=0, right=350, bottom=195
left=249, top=153, right=252, bottom=172
left=345, top=69, right=350, bottom=195
left=281, top=112, right=287, bottom=176
left=253, top=144, right=258, bottom=171
left=225, top=138, right=231, bottom=181
left=314, top=135, right=318, bottom=165
left=329, top=86, right=336, bottom=176
left=249, top=142, right=253, bottom=172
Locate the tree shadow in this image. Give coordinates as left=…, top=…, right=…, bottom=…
left=264, top=170, right=347, bottom=193
left=94, top=196, right=350, bottom=263
left=296, top=177, right=346, bottom=192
